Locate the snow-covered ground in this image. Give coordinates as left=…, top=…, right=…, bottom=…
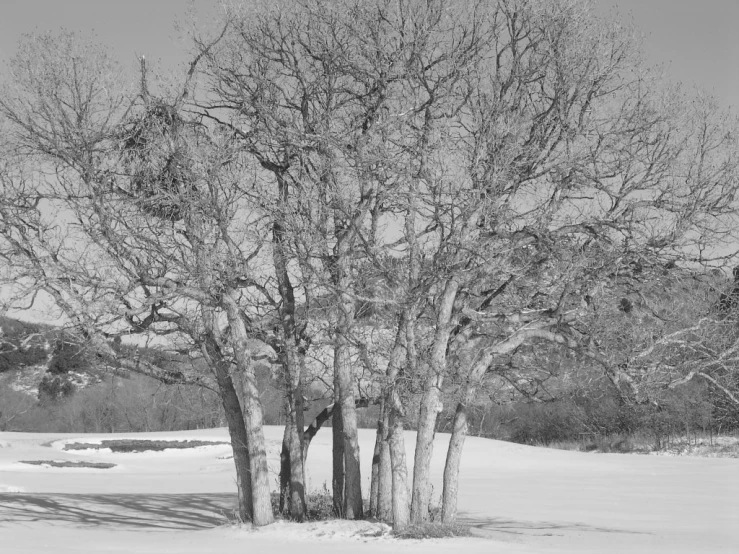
left=1, top=426, right=737, bottom=553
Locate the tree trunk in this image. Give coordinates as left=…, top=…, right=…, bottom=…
left=369, top=403, right=383, bottom=516
left=410, top=376, right=443, bottom=523
left=388, top=409, right=410, bottom=531
left=332, top=237, right=363, bottom=519
left=275, top=341, right=307, bottom=520
left=410, top=278, right=459, bottom=523
left=279, top=423, right=291, bottom=514
left=335, top=333, right=363, bottom=519
left=304, top=402, right=335, bottom=457
left=441, top=344, right=506, bottom=523
left=370, top=400, right=392, bottom=520
left=384, top=313, right=411, bottom=530
left=377, top=408, right=393, bottom=521
left=441, top=396, right=470, bottom=523
left=303, top=398, right=370, bottom=461
left=237, top=364, right=275, bottom=526
left=272, top=172, right=307, bottom=521
left=284, top=356, right=306, bottom=520
left=332, top=400, right=345, bottom=516
left=280, top=420, right=306, bottom=520
left=201, top=335, right=252, bottom=523
left=223, top=290, right=274, bottom=527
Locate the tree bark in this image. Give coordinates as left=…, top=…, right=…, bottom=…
left=275, top=345, right=307, bottom=520
left=388, top=409, right=410, bottom=530
left=441, top=393, right=471, bottom=523
left=369, top=399, right=393, bottom=520
left=410, top=278, right=459, bottom=523
left=278, top=423, right=291, bottom=514
left=441, top=345, right=489, bottom=524
left=332, top=236, right=363, bottom=519
left=384, top=313, right=411, bottom=530
left=284, top=355, right=306, bottom=520
left=335, top=332, right=363, bottom=519
left=376, top=406, right=393, bottom=521
left=302, top=398, right=370, bottom=461
left=272, top=172, right=308, bottom=520
left=201, top=334, right=252, bottom=523
left=410, top=375, right=443, bottom=523
left=440, top=328, right=564, bottom=522
left=222, top=290, right=274, bottom=527
left=332, top=400, right=345, bottom=516
left=369, top=402, right=383, bottom=516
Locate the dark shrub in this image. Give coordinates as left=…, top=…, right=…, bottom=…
left=48, top=337, right=92, bottom=375
left=38, top=375, right=76, bottom=403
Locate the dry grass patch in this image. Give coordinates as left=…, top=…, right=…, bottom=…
left=21, top=460, right=116, bottom=469
left=542, top=434, right=739, bottom=457
left=393, top=522, right=472, bottom=539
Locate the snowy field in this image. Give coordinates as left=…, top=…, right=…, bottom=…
left=1, top=426, right=737, bottom=553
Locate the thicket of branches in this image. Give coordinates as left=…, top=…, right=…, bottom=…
left=1, top=0, right=739, bottom=530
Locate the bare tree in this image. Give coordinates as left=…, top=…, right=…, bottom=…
left=432, top=0, right=739, bottom=523
left=191, top=0, right=739, bottom=528
left=3, top=0, right=738, bottom=533
left=0, top=31, right=277, bottom=525
left=192, top=0, right=465, bottom=519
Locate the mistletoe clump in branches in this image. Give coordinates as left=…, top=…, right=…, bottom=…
left=116, top=66, right=197, bottom=222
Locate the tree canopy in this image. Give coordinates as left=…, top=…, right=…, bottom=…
left=1, top=0, right=738, bottom=529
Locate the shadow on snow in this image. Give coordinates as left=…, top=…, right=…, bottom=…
left=0, top=495, right=654, bottom=536
left=457, top=513, right=651, bottom=538
left=0, top=493, right=238, bottom=529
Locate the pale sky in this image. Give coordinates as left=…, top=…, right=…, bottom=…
left=596, top=0, right=739, bottom=111
left=0, top=0, right=737, bottom=109
left=0, top=0, right=737, bottom=322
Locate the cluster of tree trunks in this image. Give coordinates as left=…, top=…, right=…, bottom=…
left=2, top=0, right=739, bottom=532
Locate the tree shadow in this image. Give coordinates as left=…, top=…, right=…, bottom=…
left=457, top=513, right=651, bottom=538
left=0, top=493, right=238, bottom=530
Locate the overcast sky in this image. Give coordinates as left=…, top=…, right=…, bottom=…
left=0, top=0, right=737, bottom=110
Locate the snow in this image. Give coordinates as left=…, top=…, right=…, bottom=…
left=6, top=365, right=47, bottom=396
left=1, top=427, right=737, bottom=553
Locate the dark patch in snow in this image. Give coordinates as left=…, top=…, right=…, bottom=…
left=63, top=439, right=229, bottom=453
left=20, top=460, right=116, bottom=469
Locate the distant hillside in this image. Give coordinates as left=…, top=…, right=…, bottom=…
left=0, top=315, right=182, bottom=402
left=0, top=316, right=51, bottom=373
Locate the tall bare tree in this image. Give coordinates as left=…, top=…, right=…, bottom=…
left=0, top=31, right=277, bottom=525
left=3, top=0, right=738, bottom=533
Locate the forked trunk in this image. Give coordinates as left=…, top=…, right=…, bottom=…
left=213, top=361, right=253, bottom=523
left=385, top=313, right=411, bottom=529
left=223, top=290, right=274, bottom=527
left=277, top=343, right=307, bottom=520
left=202, top=334, right=252, bottom=523
left=370, top=401, right=392, bottom=520
left=335, top=336, right=364, bottom=519
left=272, top=173, right=307, bottom=521
left=239, top=364, right=275, bottom=526
left=332, top=238, right=363, bottom=519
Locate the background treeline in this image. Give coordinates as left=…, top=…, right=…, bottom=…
left=4, top=312, right=737, bottom=443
